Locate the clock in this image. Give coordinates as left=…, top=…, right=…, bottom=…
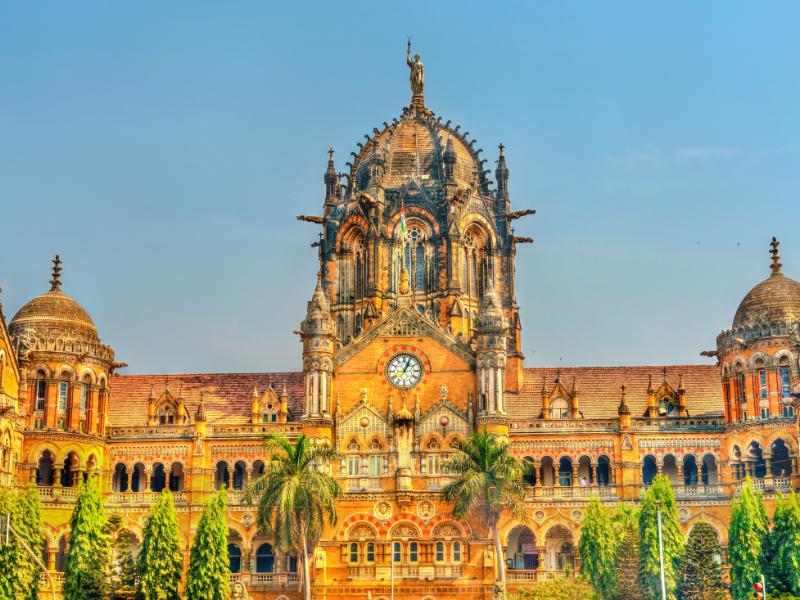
left=386, top=353, right=423, bottom=389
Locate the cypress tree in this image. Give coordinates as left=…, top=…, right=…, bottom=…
left=11, top=485, right=45, bottom=600
left=678, top=522, right=725, bottom=600
left=639, top=475, right=684, bottom=600
left=769, top=491, right=800, bottom=595
left=185, top=489, right=230, bottom=600
left=63, top=476, right=112, bottom=600
left=613, top=507, right=645, bottom=600
left=579, top=494, right=616, bottom=599
left=728, top=479, right=769, bottom=600
left=0, top=487, right=15, bottom=600
left=137, top=490, right=184, bottom=600
left=108, top=514, right=138, bottom=600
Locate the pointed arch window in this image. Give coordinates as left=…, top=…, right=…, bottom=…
left=158, top=406, right=175, bottom=425
left=35, top=370, right=47, bottom=411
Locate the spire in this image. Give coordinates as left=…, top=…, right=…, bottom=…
left=252, top=384, right=259, bottom=399
left=495, top=143, right=510, bottom=200
left=49, top=255, right=62, bottom=292
left=647, top=373, right=654, bottom=393
left=195, top=394, right=207, bottom=422
left=443, top=137, right=457, bottom=181
left=618, top=384, right=630, bottom=415
left=771, top=236, right=783, bottom=276
left=324, top=147, right=338, bottom=201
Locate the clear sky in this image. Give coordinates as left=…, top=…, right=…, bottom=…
left=1, top=2, right=798, bottom=374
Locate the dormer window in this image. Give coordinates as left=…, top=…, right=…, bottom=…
left=262, top=403, right=277, bottom=423
left=158, top=406, right=175, bottom=425
left=658, top=398, right=675, bottom=416
left=550, top=398, right=569, bottom=419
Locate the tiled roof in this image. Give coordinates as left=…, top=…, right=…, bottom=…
left=108, top=364, right=723, bottom=428
left=109, top=372, right=305, bottom=427
left=509, top=365, right=723, bottom=420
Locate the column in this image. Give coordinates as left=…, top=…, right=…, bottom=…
left=571, top=462, right=579, bottom=487
left=145, top=468, right=152, bottom=491
left=656, top=461, right=663, bottom=476
left=479, top=369, right=486, bottom=411
left=47, top=550, right=56, bottom=571
left=312, top=371, right=320, bottom=415
left=228, top=466, right=235, bottom=490
left=589, top=463, right=596, bottom=485
left=86, top=385, right=96, bottom=434
left=487, top=368, right=495, bottom=413
left=495, top=368, right=503, bottom=413
left=30, top=467, right=37, bottom=484
left=676, top=461, right=684, bottom=486
left=53, top=468, right=62, bottom=489
left=536, top=546, right=546, bottom=571
left=321, top=371, right=328, bottom=414
left=764, top=455, right=773, bottom=481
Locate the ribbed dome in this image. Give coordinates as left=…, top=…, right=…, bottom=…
left=732, top=238, right=800, bottom=329
left=10, top=290, right=99, bottom=340
left=9, top=255, right=99, bottom=343
left=352, top=111, right=481, bottom=192
left=733, top=273, right=800, bottom=329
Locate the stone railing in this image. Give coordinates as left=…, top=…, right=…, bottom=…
left=510, top=419, right=617, bottom=433
left=633, top=416, right=725, bottom=432
left=726, top=416, right=796, bottom=434
left=210, top=423, right=302, bottom=437
left=106, top=490, right=188, bottom=505
left=434, top=564, right=463, bottom=579
left=348, top=565, right=376, bottom=579
left=106, top=425, right=193, bottom=438
left=37, top=486, right=79, bottom=502
left=39, top=571, right=65, bottom=590
left=735, top=477, right=792, bottom=495
left=345, top=477, right=383, bottom=492
left=230, top=572, right=300, bottom=588
left=640, top=483, right=724, bottom=498
left=426, top=476, right=454, bottom=491
left=525, top=485, right=615, bottom=500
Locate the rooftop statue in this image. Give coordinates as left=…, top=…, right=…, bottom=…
left=407, top=38, right=424, bottom=98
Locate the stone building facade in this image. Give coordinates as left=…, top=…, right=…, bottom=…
left=1, top=51, right=799, bottom=600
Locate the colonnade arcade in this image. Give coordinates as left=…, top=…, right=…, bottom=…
left=641, top=452, right=720, bottom=488
left=730, top=438, right=796, bottom=483
left=33, top=449, right=98, bottom=487
left=520, top=454, right=613, bottom=488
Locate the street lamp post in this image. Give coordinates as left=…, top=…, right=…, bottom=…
left=655, top=499, right=667, bottom=600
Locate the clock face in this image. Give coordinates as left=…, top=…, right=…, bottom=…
left=386, top=353, right=423, bottom=389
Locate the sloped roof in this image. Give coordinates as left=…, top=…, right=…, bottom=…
left=508, top=365, right=723, bottom=420
left=109, top=372, right=305, bottom=427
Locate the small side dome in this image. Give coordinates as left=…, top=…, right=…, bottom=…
left=732, top=238, right=800, bottom=328
left=9, top=255, right=99, bottom=343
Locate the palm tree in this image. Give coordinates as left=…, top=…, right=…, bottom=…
left=442, top=428, right=527, bottom=585
left=243, top=433, right=342, bottom=600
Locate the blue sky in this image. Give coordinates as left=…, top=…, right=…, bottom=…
left=1, top=2, right=798, bottom=374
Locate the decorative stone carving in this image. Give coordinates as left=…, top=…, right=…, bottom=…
left=374, top=501, right=393, bottom=521
left=416, top=499, right=435, bottom=520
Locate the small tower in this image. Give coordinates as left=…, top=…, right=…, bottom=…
left=300, top=274, right=336, bottom=438
left=475, top=279, right=509, bottom=436
left=495, top=143, right=510, bottom=214
left=250, top=385, right=260, bottom=424
left=147, top=384, right=157, bottom=426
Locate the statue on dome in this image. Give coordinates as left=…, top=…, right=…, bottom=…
left=406, top=38, right=424, bottom=98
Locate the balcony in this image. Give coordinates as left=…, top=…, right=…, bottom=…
left=230, top=572, right=299, bottom=588
left=640, top=483, right=724, bottom=499
left=106, top=491, right=188, bottom=506
left=735, top=477, right=792, bottom=495
left=345, top=477, right=384, bottom=492
left=37, top=486, right=79, bottom=503
left=525, top=485, right=616, bottom=500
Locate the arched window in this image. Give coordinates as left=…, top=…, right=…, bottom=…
left=558, top=457, right=572, bottom=487
left=408, top=541, right=419, bottom=563
left=452, top=541, right=462, bottom=562
left=523, top=457, right=536, bottom=486
left=158, top=406, right=175, bottom=425
left=461, top=224, right=492, bottom=301
left=262, top=403, right=277, bottom=423
left=392, top=541, right=402, bottom=563
left=435, top=541, right=445, bottom=562
left=113, top=463, right=129, bottom=492
left=550, top=398, right=569, bottom=419
left=228, top=544, right=241, bottom=573
left=34, top=370, right=47, bottom=411
left=57, top=373, right=69, bottom=412
left=36, top=451, right=54, bottom=486
left=151, top=463, right=166, bottom=492
left=80, top=375, right=90, bottom=413
left=256, top=543, right=275, bottom=573
left=55, top=536, right=68, bottom=572
left=658, top=397, right=675, bottom=417
left=349, top=542, right=359, bottom=563
left=642, top=455, right=657, bottom=485
left=365, top=542, right=375, bottom=563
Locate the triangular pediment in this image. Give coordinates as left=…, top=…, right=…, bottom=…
left=334, top=306, right=474, bottom=367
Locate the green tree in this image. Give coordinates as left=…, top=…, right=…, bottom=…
left=10, top=485, right=46, bottom=600
left=639, top=475, right=684, bottom=600
left=0, top=486, right=46, bottom=600
left=108, top=514, right=138, bottom=600
left=185, top=489, right=230, bottom=600
left=63, top=476, right=112, bottom=600
left=578, top=494, right=616, bottom=599
left=613, top=506, right=645, bottom=600
left=678, top=522, right=725, bottom=600
left=768, top=492, right=800, bottom=596
left=728, top=479, right=769, bottom=600
left=244, top=434, right=342, bottom=600
left=442, top=428, right=527, bottom=586
left=137, top=490, right=184, bottom=600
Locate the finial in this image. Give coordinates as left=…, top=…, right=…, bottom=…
left=148, top=383, right=156, bottom=401
left=252, top=384, right=259, bottom=398
left=572, top=376, right=578, bottom=393
left=498, top=142, right=505, bottom=157
left=662, top=366, right=668, bottom=382
left=770, top=236, right=783, bottom=276
left=618, top=384, right=630, bottom=415
left=49, top=255, right=62, bottom=292
left=328, top=147, right=334, bottom=162
left=647, top=373, right=654, bottom=393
